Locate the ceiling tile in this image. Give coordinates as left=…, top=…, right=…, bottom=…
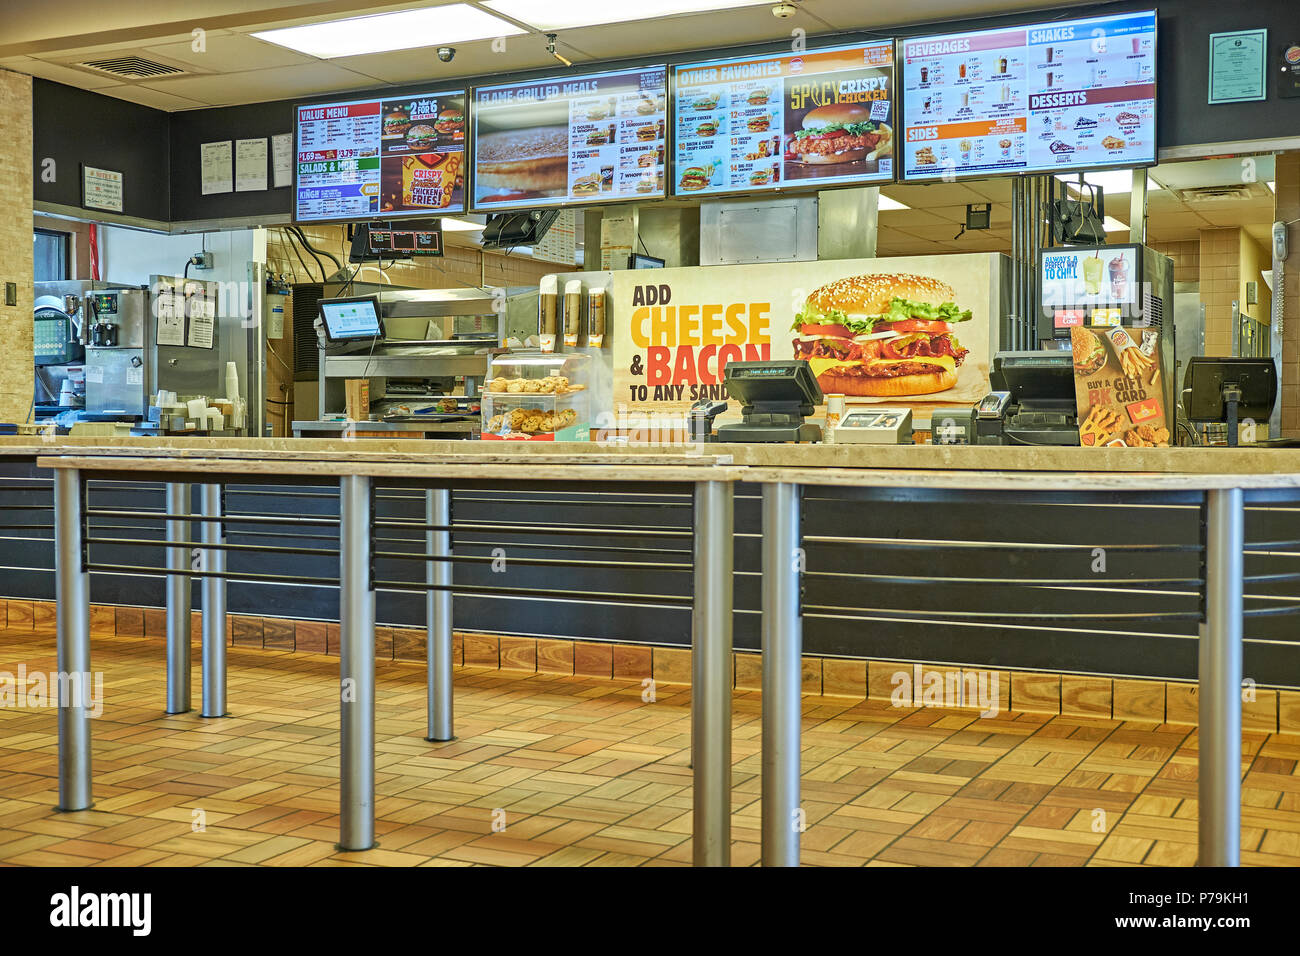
left=330, top=41, right=556, bottom=85
left=138, top=62, right=387, bottom=107
left=8, top=56, right=130, bottom=89
left=101, top=84, right=209, bottom=111
left=141, top=30, right=317, bottom=72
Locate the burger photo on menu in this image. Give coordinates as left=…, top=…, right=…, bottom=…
left=787, top=103, right=892, bottom=169
left=748, top=89, right=770, bottom=106
left=636, top=124, right=657, bottom=142
left=747, top=115, right=771, bottom=133
left=433, top=107, right=464, bottom=137
left=696, top=120, right=719, bottom=137
left=475, top=125, right=569, bottom=204
left=790, top=274, right=972, bottom=397
left=406, top=124, right=436, bottom=151
left=383, top=106, right=411, bottom=137
left=692, top=93, right=720, bottom=111
left=573, top=173, right=601, bottom=197
left=678, top=164, right=714, bottom=192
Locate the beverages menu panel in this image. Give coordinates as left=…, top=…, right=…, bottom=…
left=472, top=66, right=668, bottom=211
left=295, top=90, right=467, bottom=222
left=902, top=10, right=1156, bottom=180
left=673, top=42, right=895, bottom=197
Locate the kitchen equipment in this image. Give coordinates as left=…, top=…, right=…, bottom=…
left=830, top=407, right=914, bottom=444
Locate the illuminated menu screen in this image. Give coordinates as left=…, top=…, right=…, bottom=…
left=295, top=90, right=467, bottom=222
left=472, top=66, right=668, bottom=211
left=673, top=42, right=895, bottom=196
left=901, top=10, right=1156, bottom=180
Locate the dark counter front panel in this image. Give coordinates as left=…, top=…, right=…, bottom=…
left=1, top=460, right=1298, bottom=687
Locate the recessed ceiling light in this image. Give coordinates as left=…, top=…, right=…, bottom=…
left=252, top=5, right=524, bottom=59
left=878, top=195, right=909, bottom=211
left=440, top=217, right=484, bottom=232
left=1054, top=169, right=1161, bottom=195
left=482, top=0, right=771, bottom=31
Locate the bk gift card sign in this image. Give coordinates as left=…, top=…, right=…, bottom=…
left=1070, top=325, right=1169, bottom=447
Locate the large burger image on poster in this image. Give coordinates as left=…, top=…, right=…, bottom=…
left=791, top=274, right=972, bottom=396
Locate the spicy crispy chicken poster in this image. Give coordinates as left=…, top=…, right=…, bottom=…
left=606, top=253, right=1003, bottom=422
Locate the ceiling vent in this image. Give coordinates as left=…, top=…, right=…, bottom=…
left=78, top=56, right=185, bottom=79
left=1173, top=184, right=1256, bottom=203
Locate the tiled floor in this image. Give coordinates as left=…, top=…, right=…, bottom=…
left=0, top=626, right=1297, bottom=867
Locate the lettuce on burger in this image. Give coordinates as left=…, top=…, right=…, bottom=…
left=790, top=103, right=892, bottom=165
left=790, top=274, right=972, bottom=396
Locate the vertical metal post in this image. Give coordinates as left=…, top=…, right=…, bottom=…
left=339, top=475, right=376, bottom=851
left=200, top=484, right=227, bottom=718
left=1200, top=487, right=1244, bottom=866
left=54, top=468, right=92, bottom=812
left=762, top=481, right=802, bottom=867
left=165, top=482, right=192, bottom=714
left=692, top=480, right=733, bottom=867
left=426, top=488, right=454, bottom=742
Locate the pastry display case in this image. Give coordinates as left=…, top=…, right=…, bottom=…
left=480, top=351, right=594, bottom=441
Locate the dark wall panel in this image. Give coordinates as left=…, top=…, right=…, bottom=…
left=32, top=79, right=170, bottom=222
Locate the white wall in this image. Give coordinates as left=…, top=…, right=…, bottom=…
left=100, top=226, right=259, bottom=408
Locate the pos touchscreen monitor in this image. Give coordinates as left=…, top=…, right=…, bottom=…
left=319, top=295, right=384, bottom=343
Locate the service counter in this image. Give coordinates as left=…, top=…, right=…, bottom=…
left=0, top=436, right=1296, bottom=865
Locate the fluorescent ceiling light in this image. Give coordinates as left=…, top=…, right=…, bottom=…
left=252, top=5, right=524, bottom=59
left=1054, top=169, right=1161, bottom=195
left=483, top=0, right=770, bottom=31
left=878, top=195, right=909, bottom=211
left=1102, top=216, right=1129, bottom=232
left=1267, top=181, right=1276, bottom=193
left=440, top=217, right=484, bottom=232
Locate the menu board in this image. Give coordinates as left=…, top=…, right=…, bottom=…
left=672, top=42, right=895, bottom=196
left=295, top=89, right=467, bottom=222
left=472, top=66, right=668, bottom=211
left=902, top=10, right=1156, bottom=180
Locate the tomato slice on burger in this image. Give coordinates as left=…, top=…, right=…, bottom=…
left=873, top=319, right=952, bottom=334
left=797, top=323, right=853, bottom=338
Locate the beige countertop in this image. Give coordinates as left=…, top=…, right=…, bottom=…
left=7, top=436, right=1300, bottom=486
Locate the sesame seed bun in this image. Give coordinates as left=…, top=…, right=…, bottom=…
left=805, top=273, right=958, bottom=316
left=801, top=102, right=871, bottom=130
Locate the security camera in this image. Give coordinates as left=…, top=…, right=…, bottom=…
left=437, top=46, right=455, bottom=63
left=772, top=1, right=798, bottom=18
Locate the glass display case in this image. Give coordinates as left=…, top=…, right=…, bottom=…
left=480, top=351, right=593, bottom=441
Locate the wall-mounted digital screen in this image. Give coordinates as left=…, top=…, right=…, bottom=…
left=319, top=296, right=384, bottom=342
left=295, top=89, right=467, bottom=222
left=901, top=10, right=1156, bottom=181
left=673, top=41, right=895, bottom=197
left=472, top=65, right=668, bottom=211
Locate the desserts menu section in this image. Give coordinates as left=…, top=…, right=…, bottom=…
left=902, top=10, right=1156, bottom=180
left=472, top=66, right=667, bottom=210
left=673, top=42, right=895, bottom=197
left=295, top=90, right=467, bottom=222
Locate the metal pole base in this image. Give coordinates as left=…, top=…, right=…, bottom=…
left=762, top=481, right=802, bottom=868
left=426, top=488, right=454, bottom=744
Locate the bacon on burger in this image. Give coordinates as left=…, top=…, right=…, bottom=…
left=789, top=103, right=892, bottom=166
left=790, top=274, right=972, bottom=396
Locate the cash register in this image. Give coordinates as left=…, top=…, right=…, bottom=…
left=713, top=360, right=823, bottom=443
left=975, top=351, right=1080, bottom=445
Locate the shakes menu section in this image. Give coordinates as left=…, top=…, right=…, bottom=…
left=673, top=42, right=895, bottom=196
left=295, top=90, right=467, bottom=222
left=902, top=10, right=1156, bottom=180
left=472, top=66, right=667, bottom=210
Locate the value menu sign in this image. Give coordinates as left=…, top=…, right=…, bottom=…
left=672, top=41, right=895, bottom=197
left=471, top=66, right=668, bottom=211
left=295, top=89, right=467, bottom=223
left=902, top=10, right=1156, bottom=180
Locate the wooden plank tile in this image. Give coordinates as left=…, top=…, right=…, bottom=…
left=391, top=626, right=423, bottom=662
left=1243, top=689, right=1278, bottom=733
left=735, top=652, right=761, bottom=691
left=803, top=657, right=823, bottom=696
left=1061, top=676, right=1112, bottom=718
left=612, top=644, right=651, bottom=681
left=1165, top=682, right=1197, bottom=726
left=868, top=660, right=907, bottom=703
left=89, top=604, right=115, bottom=635
left=263, top=618, right=295, bottom=651
left=374, top=626, right=395, bottom=662
left=115, top=606, right=144, bottom=637
left=574, top=642, right=613, bottom=679
left=500, top=636, right=537, bottom=673
left=822, top=658, right=866, bottom=699
left=1011, top=672, right=1060, bottom=715
left=325, top=622, right=339, bottom=655
left=7, top=600, right=35, bottom=629
left=1113, top=679, right=1164, bottom=722
left=536, top=639, right=573, bottom=675
left=652, top=647, right=691, bottom=685
left=1280, top=690, right=1300, bottom=737
left=295, top=620, right=327, bottom=655
left=33, top=601, right=56, bottom=630
left=463, top=633, right=499, bottom=668
left=231, top=616, right=263, bottom=649
left=144, top=608, right=167, bottom=640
